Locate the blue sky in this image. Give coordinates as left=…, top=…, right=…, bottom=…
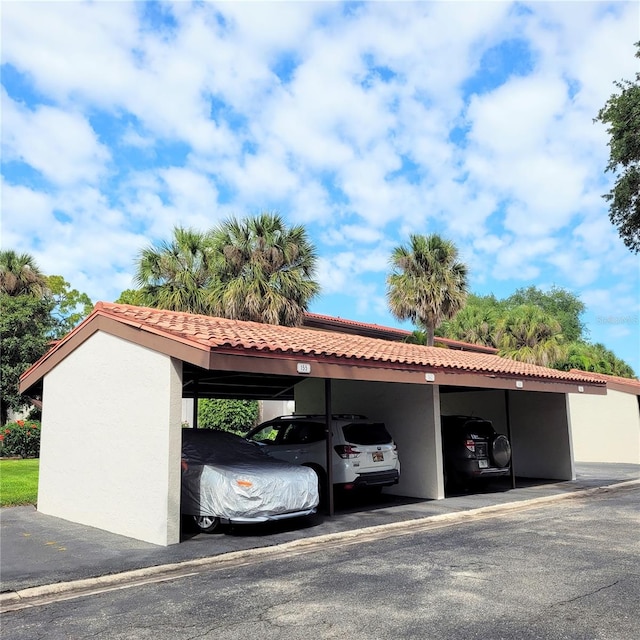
left=2, top=1, right=639, bottom=375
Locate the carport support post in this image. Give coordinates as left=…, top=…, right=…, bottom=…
left=191, top=374, right=199, bottom=429
left=505, top=390, right=516, bottom=489
left=325, top=378, right=334, bottom=516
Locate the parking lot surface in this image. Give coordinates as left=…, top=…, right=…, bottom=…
left=1, top=462, right=638, bottom=595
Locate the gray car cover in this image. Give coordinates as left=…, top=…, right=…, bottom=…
left=181, top=429, right=319, bottom=521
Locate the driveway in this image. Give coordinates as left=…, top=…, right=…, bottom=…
left=1, top=463, right=638, bottom=594
left=1, top=478, right=639, bottom=639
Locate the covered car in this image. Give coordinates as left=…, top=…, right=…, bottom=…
left=181, top=429, right=319, bottom=532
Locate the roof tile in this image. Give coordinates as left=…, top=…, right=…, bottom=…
left=95, top=303, right=602, bottom=384
left=568, top=369, right=640, bottom=392
left=303, top=312, right=499, bottom=353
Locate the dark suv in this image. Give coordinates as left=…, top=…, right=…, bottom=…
left=441, top=415, right=511, bottom=489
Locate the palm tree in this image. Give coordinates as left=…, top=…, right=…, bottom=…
left=439, top=304, right=498, bottom=348
left=387, top=234, right=469, bottom=345
left=0, top=250, right=47, bottom=297
left=134, top=227, right=216, bottom=314
left=209, top=212, right=320, bottom=326
left=495, top=305, right=566, bottom=367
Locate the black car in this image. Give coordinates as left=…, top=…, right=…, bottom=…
left=441, top=415, right=512, bottom=490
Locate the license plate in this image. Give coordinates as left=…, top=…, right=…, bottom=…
left=372, top=452, right=384, bottom=462
left=478, top=459, right=489, bottom=469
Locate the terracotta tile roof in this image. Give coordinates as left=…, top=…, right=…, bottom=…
left=90, top=302, right=601, bottom=384
left=568, top=369, right=640, bottom=395
left=304, top=312, right=414, bottom=337
left=303, top=312, right=499, bottom=354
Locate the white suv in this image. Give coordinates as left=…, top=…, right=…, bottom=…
left=245, top=414, right=400, bottom=494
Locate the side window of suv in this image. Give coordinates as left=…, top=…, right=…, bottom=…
left=249, top=423, right=280, bottom=443
left=280, top=421, right=325, bottom=445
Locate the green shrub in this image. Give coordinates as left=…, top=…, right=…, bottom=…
left=0, top=420, right=41, bottom=458
left=197, top=399, right=259, bottom=435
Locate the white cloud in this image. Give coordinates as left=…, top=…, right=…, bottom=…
left=317, top=242, right=390, bottom=297
left=316, top=253, right=354, bottom=295
left=1, top=0, right=638, bottom=372
left=120, top=167, right=224, bottom=239
left=340, top=224, right=384, bottom=245
left=226, top=151, right=300, bottom=202
left=2, top=91, right=110, bottom=186
left=159, top=167, right=220, bottom=219
left=491, top=235, right=558, bottom=281
left=0, top=180, right=54, bottom=243
left=120, top=127, right=155, bottom=149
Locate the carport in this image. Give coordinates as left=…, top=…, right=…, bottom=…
left=19, top=302, right=606, bottom=546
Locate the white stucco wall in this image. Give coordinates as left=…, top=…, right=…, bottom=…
left=182, top=398, right=194, bottom=427
left=569, top=390, right=640, bottom=464
left=260, top=399, right=296, bottom=422
left=38, top=332, right=183, bottom=546
left=295, top=379, right=444, bottom=499
left=508, top=391, right=574, bottom=480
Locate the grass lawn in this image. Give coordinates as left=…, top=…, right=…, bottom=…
left=0, top=458, right=39, bottom=507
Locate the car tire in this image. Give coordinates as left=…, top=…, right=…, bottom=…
left=193, top=515, right=220, bottom=533
left=491, top=435, right=511, bottom=468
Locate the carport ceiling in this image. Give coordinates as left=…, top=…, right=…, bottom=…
left=181, top=364, right=492, bottom=401
left=182, top=364, right=300, bottom=400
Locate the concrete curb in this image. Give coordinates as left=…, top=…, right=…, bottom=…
left=2, top=479, right=638, bottom=610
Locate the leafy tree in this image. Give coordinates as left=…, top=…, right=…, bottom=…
left=0, top=294, right=56, bottom=425
left=495, top=304, right=566, bottom=367
left=505, top=285, right=586, bottom=343
left=0, top=251, right=94, bottom=423
left=387, top=234, right=468, bottom=346
left=115, top=289, right=149, bottom=306
left=557, top=341, right=635, bottom=378
left=197, top=399, right=259, bottom=435
left=439, top=289, right=635, bottom=377
left=134, top=226, right=217, bottom=314
left=209, top=212, right=320, bottom=326
left=46, top=275, right=93, bottom=339
left=594, top=41, right=640, bottom=252
left=0, top=250, right=47, bottom=297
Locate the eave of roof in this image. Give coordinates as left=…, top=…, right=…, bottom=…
left=568, top=369, right=640, bottom=396
left=20, top=302, right=606, bottom=396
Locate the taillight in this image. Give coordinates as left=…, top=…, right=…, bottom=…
left=465, top=439, right=476, bottom=453
left=334, top=444, right=361, bottom=459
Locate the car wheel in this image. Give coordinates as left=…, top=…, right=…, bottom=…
left=491, top=435, right=512, bottom=468
left=193, top=515, right=220, bottom=533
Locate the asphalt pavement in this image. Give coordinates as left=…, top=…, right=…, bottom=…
left=1, top=462, right=638, bottom=600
